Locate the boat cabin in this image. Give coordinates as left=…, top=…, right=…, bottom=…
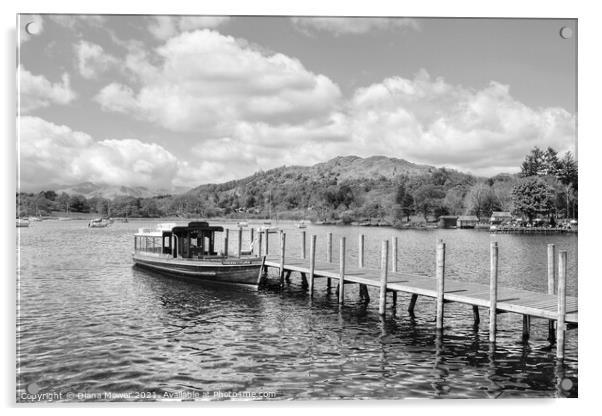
left=134, top=221, right=225, bottom=259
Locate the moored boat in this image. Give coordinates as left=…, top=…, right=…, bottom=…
left=88, top=217, right=113, bottom=228
left=296, top=220, right=308, bottom=228
left=132, top=221, right=264, bottom=286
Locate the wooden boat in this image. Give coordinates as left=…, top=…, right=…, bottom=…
left=16, top=218, right=30, bottom=227
left=132, top=221, right=264, bottom=286
left=296, top=220, right=308, bottom=228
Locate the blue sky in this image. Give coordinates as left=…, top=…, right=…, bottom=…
left=18, top=15, right=577, bottom=191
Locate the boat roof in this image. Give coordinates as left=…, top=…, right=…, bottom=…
left=135, top=221, right=224, bottom=237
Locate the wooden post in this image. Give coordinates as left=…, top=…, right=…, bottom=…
left=265, top=230, right=269, bottom=255
left=258, top=230, right=263, bottom=256
left=358, top=234, right=364, bottom=268
left=338, top=237, right=346, bottom=304
left=436, top=240, right=446, bottom=330
left=256, top=255, right=266, bottom=286
left=309, top=235, right=316, bottom=297
left=547, top=244, right=556, bottom=342
left=408, top=294, right=418, bottom=316
left=379, top=240, right=389, bottom=315
left=392, top=236, right=398, bottom=273
left=327, top=232, right=333, bottom=290
left=224, top=229, right=229, bottom=257
left=250, top=227, right=255, bottom=246
left=557, top=251, right=567, bottom=360
left=522, top=315, right=531, bottom=341
left=237, top=227, right=243, bottom=257
left=279, top=232, right=286, bottom=286
left=301, top=231, right=306, bottom=259
left=489, top=241, right=499, bottom=343
left=391, top=291, right=397, bottom=310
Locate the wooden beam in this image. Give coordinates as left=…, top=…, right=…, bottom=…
left=237, top=227, right=243, bottom=257
left=338, top=237, right=346, bottom=304
left=472, top=305, right=480, bottom=326
left=408, top=294, right=418, bottom=316
left=489, top=241, right=499, bottom=342
left=309, top=234, right=316, bottom=297
left=557, top=250, right=567, bottom=360
left=279, top=231, right=286, bottom=286
left=301, top=231, right=306, bottom=259
left=522, top=315, right=531, bottom=341
left=392, top=236, right=398, bottom=273
left=547, top=244, right=556, bottom=342
left=436, top=240, right=446, bottom=330
left=379, top=240, right=389, bottom=315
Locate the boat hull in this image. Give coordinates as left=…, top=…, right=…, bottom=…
left=132, top=253, right=263, bottom=285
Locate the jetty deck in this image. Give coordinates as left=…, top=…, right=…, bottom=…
left=243, top=229, right=577, bottom=360
left=263, top=254, right=578, bottom=324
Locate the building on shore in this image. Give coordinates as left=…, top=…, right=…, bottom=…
left=490, top=211, right=513, bottom=225
left=438, top=215, right=458, bottom=229
left=457, top=215, right=479, bottom=229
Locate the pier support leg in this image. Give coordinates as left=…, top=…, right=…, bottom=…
left=301, top=231, right=306, bottom=260
left=338, top=237, right=346, bottom=304
left=391, top=291, right=397, bottom=310
left=489, top=242, right=499, bottom=343
left=547, top=244, right=557, bottom=342
left=472, top=305, right=480, bottom=327
left=359, top=284, right=370, bottom=302
left=285, top=270, right=292, bottom=284
left=327, top=232, right=333, bottom=294
left=522, top=315, right=531, bottom=342
left=435, top=240, right=446, bottom=330
left=378, top=240, right=389, bottom=315
left=408, top=294, right=418, bottom=316
left=392, top=236, right=398, bottom=273
left=327, top=278, right=331, bottom=292
left=309, top=235, right=316, bottom=297
left=300, top=272, right=308, bottom=289
left=557, top=251, right=567, bottom=360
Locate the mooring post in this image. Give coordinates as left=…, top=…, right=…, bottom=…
left=301, top=230, right=306, bottom=259
left=224, top=229, right=229, bottom=257
left=327, top=232, right=333, bottom=290
left=379, top=240, right=389, bottom=315
left=489, top=241, right=499, bottom=343
left=338, top=237, right=346, bottom=304
left=309, top=234, right=316, bottom=297
left=250, top=228, right=255, bottom=253
left=358, top=234, right=369, bottom=301
left=557, top=250, right=567, bottom=360
left=237, top=227, right=243, bottom=257
left=392, top=236, right=398, bottom=273
left=436, top=240, right=446, bottom=330
left=258, top=230, right=263, bottom=256
left=358, top=234, right=364, bottom=268
left=279, top=231, right=286, bottom=286
left=391, top=291, right=397, bottom=310
left=265, top=230, right=270, bottom=255
left=547, top=244, right=557, bottom=342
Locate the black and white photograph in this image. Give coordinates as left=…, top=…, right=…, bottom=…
left=15, top=11, right=579, bottom=403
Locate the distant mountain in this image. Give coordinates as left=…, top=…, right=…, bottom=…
left=54, top=182, right=189, bottom=199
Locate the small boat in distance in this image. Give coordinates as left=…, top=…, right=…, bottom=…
left=132, top=221, right=264, bottom=286
left=88, top=218, right=113, bottom=228
left=237, top=221, right=249, bottom=228
left=16, top=218, right=30, bottom=228
left=296, top=220, right=308, bottom=228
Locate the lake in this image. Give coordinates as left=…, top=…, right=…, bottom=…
left=16, top=219, right=578, bottom=401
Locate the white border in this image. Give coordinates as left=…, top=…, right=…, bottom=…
left=3, top=1, right=599, bottom=415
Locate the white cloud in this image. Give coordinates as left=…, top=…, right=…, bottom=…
left=75, top=40, right=118, bottom=79
left=346, top=70, right=576, bottom=175
left=18, top=66, right=76, bottom=113
left=95, top=29, right=342, bottom=133
left=291, top=17, right=420, bottom=36
left=148, top=16, right=230, bottom=40
left=18, top=116, right=181, bottom=190
left=48, top=15, right=107, bottom=31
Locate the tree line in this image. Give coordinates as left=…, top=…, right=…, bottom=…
left=17, top=147, right=577, bottom=224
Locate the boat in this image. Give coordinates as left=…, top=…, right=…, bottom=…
left=296, top=220, right=308, bottom=228
left=88, top=218, right=113, bottom=228
left=132, top=221, right=264, bottom=285
left=16, top=218, right=30, bottom=227
left=237, top=221, right=249, bottom=228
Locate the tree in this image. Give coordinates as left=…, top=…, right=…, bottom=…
left=520, top=146, right=545, bottom=177
left=512, top=177, right=554, bottom=224
left=57, top=192, right=71, bottom=213
left=443, top=186, right=466, bottom=215
left=68, top=194, right=89, bottom=213
left=465, top=183, right=498, bottom=220
left=542, top=147, right=560, bottom=176
left=413, top=184, right=445, bottom=221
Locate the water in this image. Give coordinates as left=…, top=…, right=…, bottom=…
left=16, top=220, right=578, bottom=401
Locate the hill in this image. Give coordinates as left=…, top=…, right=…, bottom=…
left=54, top=182, right=189, bottom=199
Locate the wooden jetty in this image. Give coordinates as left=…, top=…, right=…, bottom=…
left=490, top=226, right=575, bottom=234
left=243, top=229, right=577, bottom=360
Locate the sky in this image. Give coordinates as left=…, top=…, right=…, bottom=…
left=17, top=15, right=577, bottom=192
